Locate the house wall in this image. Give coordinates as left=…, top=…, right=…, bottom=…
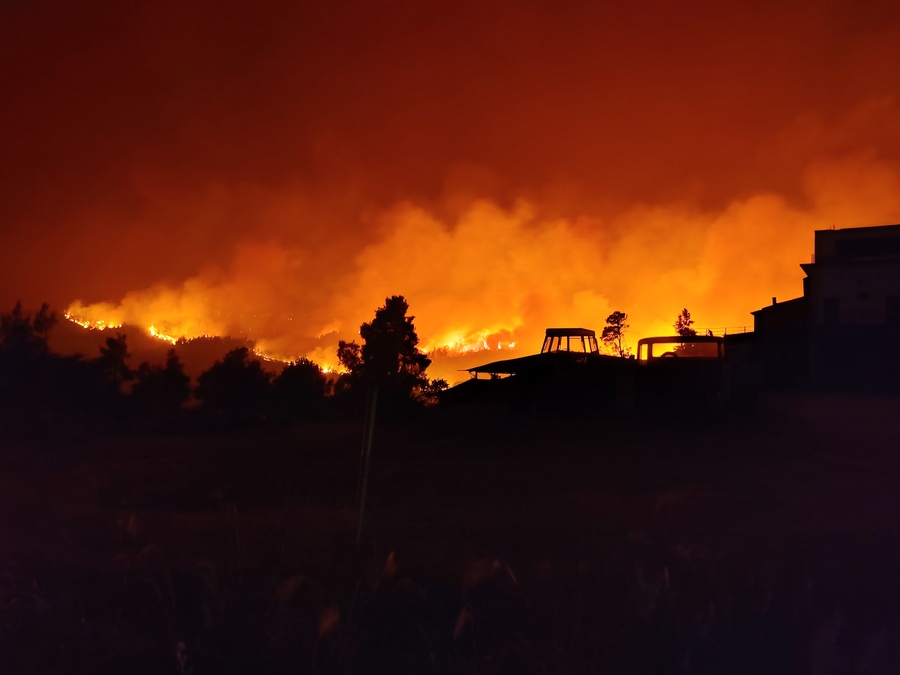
left=803, top=225, right=900, bottom=391
left=805, top=260, right=900, bottom=327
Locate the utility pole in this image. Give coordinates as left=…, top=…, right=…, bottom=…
left=355, top=386, right=378, bottom=548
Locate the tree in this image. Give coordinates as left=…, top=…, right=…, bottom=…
left=272, top=357, right=329, bottom=419
left=674, top=308, right=697, bottom=337
left=419, top=378, right=449, bottom=406
left=131, top=349, right=191, bottom=415
left=336, top=296, right=432, bottom=409
left=0, top=302, right=121, bottom=425
left=0, top=302, right=55, bottom=409
left=336, top=340, right=362, bottom=374
left=32, top=303, right=57, bottom=347
left=195, top=347, right=272, bottom=422
left=0, top=301, right=54, bottom=357
left=94, top=333, right=134, bottom=390
left=601, top=311, right=630, bottom=357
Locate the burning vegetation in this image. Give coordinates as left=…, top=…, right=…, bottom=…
left=58, top=191, right=843, bottom=383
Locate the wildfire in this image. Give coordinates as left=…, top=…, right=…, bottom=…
left=419, top=326, right=519, bottom=355
left=65, top=305, right=353, bottom=374
left=59, top=193, right=838, bottom=384
left=422, top=339, right=517, bottom=355
left=65, top=306, right=513, bottom=379
left=63, top=312, right=122, bottom=331
left=147, top=325, right=178, bottom=345
left=251, top=347, right=286, bottom=363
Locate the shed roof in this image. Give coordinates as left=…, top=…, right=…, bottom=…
left=545, top=327, right=596, bottom=337
left=465, top=353, right=547, bottom=375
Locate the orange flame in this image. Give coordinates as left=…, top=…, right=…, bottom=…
left=62, top=153, right=900, bottom=384
left=147, top=325, right=178, bottom=345
left=63, top=312, right=122, bottom=331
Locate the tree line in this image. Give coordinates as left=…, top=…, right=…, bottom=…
left=0, top=296, right=447, bottom=434
left=1, top=297, right=702, bottom=433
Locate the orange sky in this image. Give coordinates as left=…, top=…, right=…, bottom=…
left=3, top=0, right=900, bottom=379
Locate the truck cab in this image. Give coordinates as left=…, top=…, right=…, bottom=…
left=636, top=335, right=728, bottom=411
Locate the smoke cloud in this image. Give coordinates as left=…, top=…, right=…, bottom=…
left=65, top=149, right=900, bottom=382
left=3, top=0, right=900, bottom=381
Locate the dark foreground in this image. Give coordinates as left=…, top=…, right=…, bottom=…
left=2, top=393, right=900, bottom=674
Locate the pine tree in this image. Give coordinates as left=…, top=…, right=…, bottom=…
left=601, top=311, right=630, bottom=357
left=674, top=308, right=697, bottom=337
left=337, top=295, right=432, bottom=406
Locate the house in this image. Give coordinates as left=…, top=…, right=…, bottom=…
left=752, top=223, right=900, bottom=390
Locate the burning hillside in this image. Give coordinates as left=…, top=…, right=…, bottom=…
left=4, top=2, right=900, bottom=385
left=59, top=177, right=896, bottom=385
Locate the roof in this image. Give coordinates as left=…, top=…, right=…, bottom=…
left=466, top=353, right=544, bottom=375
left=636, top=335, right=723, bottom=346
left=545, top=327, right=596, bottom=337
left=466, top=350, right=614, bottom=376
left=818, top=223, right=900, bottom=235
left=751, top=296, right=806, bottom=316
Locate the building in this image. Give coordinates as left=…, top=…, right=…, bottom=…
left=751, top=223, right=900, bottom=390
left=801, top=224, right=900, bottom=327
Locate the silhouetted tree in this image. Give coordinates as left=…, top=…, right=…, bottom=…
left=336, top=296, right=432, bottom=413
left=131, top=349, right=191, bottom=416
left=32, top=303, right=57, bottom=345
left=272, top=357, right=329, bottom=420
left=601, top=311, right=630, bottom=357
left=0, top=302, right=58, bottom=411
left=195, top=347, right=272, bottom=422
left=52, top=353, right=120, bottom=421
left=674, top=308, right=697, bottom=337
left=419, top=378, right=449, bottom=406
left=336, top=340, right=362, bottom=374
left=1, top=302, right=115, bottom=427
left=94, top=333, right=134, bottom=390
left=0, top=301, right=53, bottom=357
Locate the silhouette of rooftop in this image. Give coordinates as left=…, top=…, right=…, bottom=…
left=807, top=223, right=900, bottom=264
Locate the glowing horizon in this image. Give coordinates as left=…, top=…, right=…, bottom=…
left=6, top=1, right=900, bottom=383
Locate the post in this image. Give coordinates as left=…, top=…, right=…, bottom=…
left=355, top=386, right=378, bottom=548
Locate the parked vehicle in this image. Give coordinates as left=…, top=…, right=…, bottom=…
left=445, top=330, right=757, bottom=415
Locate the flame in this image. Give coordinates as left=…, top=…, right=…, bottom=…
left=60, top=189, right=807, bottom=384
left=63, top=312, right=122, bottom=331
left=419, top=327, right=518, bottom=355
left=60, top=152, right=900, bottom=385
left=147, top=325, right=178, bottom=345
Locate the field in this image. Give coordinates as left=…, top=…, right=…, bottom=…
left=2, top=393, right=900, bottom=674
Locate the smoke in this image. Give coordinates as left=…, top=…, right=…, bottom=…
left=64, top=149, right=900, bottom=383
left=5, top=2, right=899, bottom=382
